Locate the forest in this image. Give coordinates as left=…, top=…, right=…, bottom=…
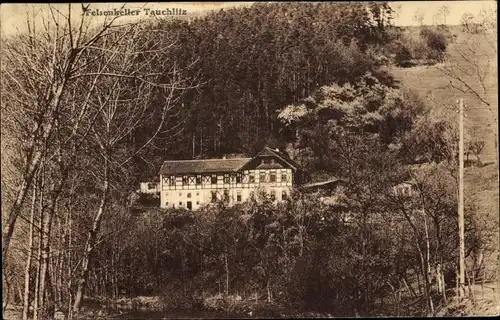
left=1, top=2, right=497, bottom=319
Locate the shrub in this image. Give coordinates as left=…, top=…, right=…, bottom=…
left=420, top=28, right=448, bottom=53
left=158, top=279, right=203, bottom=310
left=394, top=44, right=412, bottom=67
left=137, top=193, right=160, bottom=207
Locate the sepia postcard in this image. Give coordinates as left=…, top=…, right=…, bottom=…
left=1, top=1, right=498, bottom=319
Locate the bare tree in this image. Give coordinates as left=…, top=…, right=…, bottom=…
left=413, top=9, right=425, bottom=26
left=437, top=5, right=450, bottom=26
left=437, top=7, right=497, bottom=163
left=1, top=3, right=134, bottom=267
left=2, top=4, right=198, bottom=318
left=468, top=141, right=485, bottom=166
left=71, top=24, right=197, bottom=312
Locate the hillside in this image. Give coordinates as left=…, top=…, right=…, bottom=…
left=392, top=25, right=499, bottom=316
left=391, top=27, right=498, bottom=164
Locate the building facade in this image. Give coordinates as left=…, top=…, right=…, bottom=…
left=159, top=147, right=303, bottom=210
left=139, top=182, right=160, bottom=194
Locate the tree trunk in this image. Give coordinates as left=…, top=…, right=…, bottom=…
left=73, top=163, right=110, bottom=312
left=192, top=133, right=195, bottom=159
left=416, top=269, right=422, bottom=295
left=402, top=274, right=417, bottom=298
left=2, top=157, right=40, bottom=268
left=66, top=203, right=73, bottom=320
left=3, top=78, right=68, bottom=267
left=476, top=154, right=482, bottom=167
left=224, top=253, right=229, bottom=296
left=22, top=182, right=37, bottom=320
left=422, top=212, right=434, bottom=315
left=39, top=197, right=55, bottom=318
left=55, top=215, right=65, bottom=309
left=3, top=274, right=10, bottom=313
left=33, top=166, right=46, bottom=320
left=266, top=277, right=272, bottom=302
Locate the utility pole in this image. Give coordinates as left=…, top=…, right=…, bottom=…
left=458, top=98, right=465, bottom=298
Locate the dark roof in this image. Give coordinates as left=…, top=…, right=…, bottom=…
left=255, top=147, right=301, bottom=171
left=160, top=158, right=251, bottom=175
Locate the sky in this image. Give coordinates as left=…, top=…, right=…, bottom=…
left=0, top=1, right=497, bottom=37
left=389, top=0, right=496, bottom=26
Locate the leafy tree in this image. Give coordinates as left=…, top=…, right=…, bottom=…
left=420, top=28, right=448, bottom=58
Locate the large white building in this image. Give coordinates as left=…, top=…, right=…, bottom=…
left=159, top=147, right=303, bottom=210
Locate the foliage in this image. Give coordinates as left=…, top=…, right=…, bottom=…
left=136, top=2, right=396, bottom=161
left=394, top=43, right=414, bottom=67
left=1, top=3, right=497, bottom=319
left=278, top=72, right=425, bottom=172
left=420, top=28, right=448, bottom=57
left=387, top=26, right=449, bottom=67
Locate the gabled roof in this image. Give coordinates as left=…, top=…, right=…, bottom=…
left=253, top=147, right=301, bottom=171
left=160, top=158, right=251, bottom=175
left=159, top=147, right=303, bottom=176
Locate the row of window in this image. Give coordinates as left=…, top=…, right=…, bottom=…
left=167, top=192, right=200, bottom=198
left=208, top=189, right=287, bottom=203
left=163, top=171, right=288, bottom=186
left=165, top=200, right=200, bottom=209
left=165, top=189, right=289, bottom=208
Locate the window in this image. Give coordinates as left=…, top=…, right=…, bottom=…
left=179, top=202, right=183, bottom=207
left=211, top=191, right=217, bottom=203
left=262, top=158, right=271, bottom=164
left=270, top=171, right=276, bottom=182
left=249, top=173, right=255, bottom=183
left=282, top=190, right=287, bottom=201
left=250, top=191, right=255, bottom=200
left=196, top=201, right=200, bottom=205
left=236, top=174, right=242, bottom=184
left=270, top=190, right=276, bottom=201
left=224, top=174, right=230, bottom=184
left=148, top=183, right=156, bottom=190
left=187, top=193, right=192, bottom=198
left=182, top=175, right=189, bottom=185
left=236, top=191, right=242, bottom=202
left=169, top=176, right=175, bottom=186
left=165, top=201, right=169, bottom=206
left=196, top=175, right=202, bottom=185
left=260, top=172, right=266, bottom=183
left=179, top=192, right=182, bottom=196
left=196, top=192, right=199, bottom=197
left=223, top=189, right=230, bottom=202
left=281, top=173, right=288, bottom=182
left=211, top=175, right=217, bottom=184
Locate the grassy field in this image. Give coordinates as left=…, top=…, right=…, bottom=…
left=391, top=26, right=498, bottom=164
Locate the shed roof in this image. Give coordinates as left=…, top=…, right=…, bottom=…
left=160, top=158, right=251, bottom=175
left=302, top=178, right=342, bottom=189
